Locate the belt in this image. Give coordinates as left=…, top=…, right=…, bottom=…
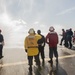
left=28, top=46, right=38, bottom=48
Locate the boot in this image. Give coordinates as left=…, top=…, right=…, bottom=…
left=48, top=58, right=53, bottom=63
left=0, top=56, right=4, bottom=59
left=38, top=65, right=41, bottom=71
left=29, top=65, right=32, bottom=74
left=56, top=58, right=58, bottom=63
left=42, top=59, right=45, bottom=67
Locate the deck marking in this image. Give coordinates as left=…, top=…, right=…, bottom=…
left=0, top=54, right=75, bottom=67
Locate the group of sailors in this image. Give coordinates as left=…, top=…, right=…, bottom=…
left=60, top=28, right=75, bottom=49
left=24, top=26, right=58, bottom=74
left=0, top=27, right=75, bottom=75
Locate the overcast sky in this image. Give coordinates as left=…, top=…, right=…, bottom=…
left=0, top=0, right=75, bottom=47
left=0, top=0, right=75, bottom=46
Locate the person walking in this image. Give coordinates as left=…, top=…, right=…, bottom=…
left=37, top=30, right=45, bottom=66
left=59, top=29, right=66, bottom=45
left=0, top=29, right=4, bottom=59
left=67, top=28, right=73, bottom=49
left=24, top=28, right=41, bottom=74
left=46, top=26, right=59, bottom=64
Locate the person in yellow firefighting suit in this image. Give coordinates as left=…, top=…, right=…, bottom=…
left=24, top=28, right=42, bottom=74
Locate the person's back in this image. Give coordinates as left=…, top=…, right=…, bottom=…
left=46, top=32, right=58, bottom=47
left=37, top=30, right=45, bottom=46
left=0, top=29, right=4, bottom=59
left=37, top=30, right=45, bottom=66
left=0, top=34, right=3, bottom=42
left=24, top=28, right=41, bottom=74
left=68, top=28, right=73, bottom=37
left=67, top=28, right=73, bottom=49
left=25, top=34, right=38, bottom=56
left=46, top=26, right=58, bottom=64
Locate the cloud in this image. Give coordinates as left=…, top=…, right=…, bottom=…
left=0, top=0, right=6, bottom=13
left=17, top=0, right=34, bottom=13
left=0, top=13, right=11, bottom=26
left=33, top=21, right=39, bottom=24
left=0, top=12, right=27, bottom=27
left=56, top=7, right=75, bottom=16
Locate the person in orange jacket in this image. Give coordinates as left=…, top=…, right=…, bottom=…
left=46, top=26, right=59, bottom=64
left=24, top=28, right=42, bottom=74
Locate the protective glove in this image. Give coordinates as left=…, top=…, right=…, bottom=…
left=25, top=49, right=27, bottom=53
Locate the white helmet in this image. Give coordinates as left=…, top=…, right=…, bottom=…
left=28, top=28, right=35, bottom=34
left=49, top=26, right=55, bottom=32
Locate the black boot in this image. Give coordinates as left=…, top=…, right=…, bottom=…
left=0, top=56, right=4, bottom=59
left=38, top=65, right=41, bottom=71
left=48, top=59, right=53, bottom=67
left=42, top=59, right=45, bottom=67
left=48, top=58, right=53, bottom=63
left=56, top=58, right=58, bottom=63
left=29, top=65, right=32, bottom=75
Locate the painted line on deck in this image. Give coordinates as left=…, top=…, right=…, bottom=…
left=0, top=54, right=75, bottom=67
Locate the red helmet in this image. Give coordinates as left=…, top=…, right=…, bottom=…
left=49, top=26, right=55, bottom=32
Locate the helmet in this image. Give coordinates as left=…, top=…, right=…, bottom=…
left=49, top=26, right=55, bottom=32
left=28, top=28, right=35, bottom=34
left=70, top=28, right=72, bottom=30
left=37, top=30, right=41, bottom=34
left=62, top=29, right=64, bottom=31
left=62, top=29, right=64, bottom=30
